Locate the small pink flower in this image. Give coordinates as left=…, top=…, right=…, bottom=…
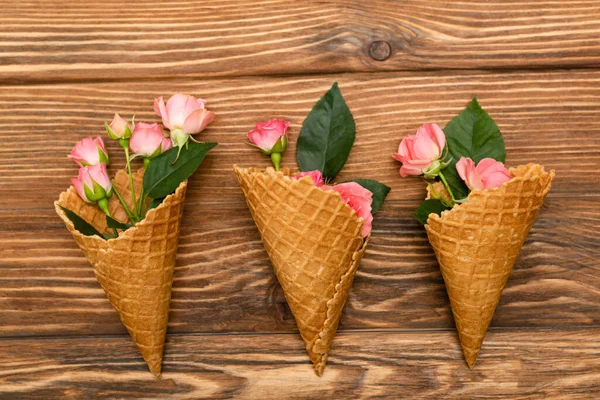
left=248, top=119, right=291, bottom=154
left=130, top=122, right=171, bottom=158
left=154, top=93, right=214, bottom=148
left=456, top=157, right=512, bottom=191
left=293, top=170, right=324, bottom=187
left=323, top=182, right=373, bottom=237
left=68, top=136, right=109, bottom=167
left=71, top=163, right=113, bottom=203
left=105, top=113, right=132, bottom=140
left=394, top=123, right=446, bottom=177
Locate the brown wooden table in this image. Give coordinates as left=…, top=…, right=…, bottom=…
left=1, top=1, right=599, bottom=398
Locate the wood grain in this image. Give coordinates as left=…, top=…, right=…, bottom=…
left=1, top=329, right=599, bottom=399
left=1, top=70, right=599, bottom=338
left=2, top=0, right=600, bottom=83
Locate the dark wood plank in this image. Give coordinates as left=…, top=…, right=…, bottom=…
left=1, top=197, right=598, bottom=337
left=1, top=329, right=599, bottom=399
left=2, top=1, right=600, bottom=83
left=1, top=70, right=599, bottom=337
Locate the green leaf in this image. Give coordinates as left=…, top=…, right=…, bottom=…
left=443, top=98, right=506, bottom=200
left=143, top=141, right=217, bottom=198
left=106, top=215, right=132, bottom=230
left=146, top=197, right=164, bottom=212
left=59, top=206, right=106, bottom=239
left=348, top=179, right=391, bottom=215
left=297, top=82, right=356, bottom=181
left=413, top=199, right=451, bottom=225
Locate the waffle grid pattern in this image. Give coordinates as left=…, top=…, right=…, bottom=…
left=235, top=166, right=367, bottom=375
left=425, top=163, right=555, bottom=367
left=55, top=168, right=187, bottom=376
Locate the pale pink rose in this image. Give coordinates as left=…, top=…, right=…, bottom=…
left=293, top=170, right=324, bottom=187
left=248, top=119, right=291, bottom=154
left=154, top=93, right=214, bottom=134
left=323, top=182, right=373, bottom=237
left=68, top=136, right=109, bottom=167
left=71, top=163, right=112, bottom=203
left=130, top=122, right=169, bottom=158
left=394, top=123, right=446, bottom=177
left=456, top=157, right=512, bottom=191
left=105, top=113, right=131, bottom=140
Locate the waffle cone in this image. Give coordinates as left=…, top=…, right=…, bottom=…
left=425, top=163, right=555, bottom=367
left=234, top=166, right=368, bottom=376
left=54, top=168, right=187, bottom=376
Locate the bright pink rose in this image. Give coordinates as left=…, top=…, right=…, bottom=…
left=105, top=113, right=131, bottom=140
left=154, top=93, right=214, bottom=148
left=456, top=157, right=512, bottom=191
left=130, top=122, right=172, bottom=158
left=394, top=123, right=446, bottom=177
left=71, top=163, right=113, bottom=203
left=68, top=136, right=109, bottom=167
left=323, top=182, right=373, bottom=237
left=248, top=119, right=291, bottom=154
left=293, top=170, right=324, bottom=187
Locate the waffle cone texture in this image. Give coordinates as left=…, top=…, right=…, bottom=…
left=234, top=166, right=368, bottom=376
left=425, top=163, right=555, bottom=368
left=54, top=168, right=187, bottom=376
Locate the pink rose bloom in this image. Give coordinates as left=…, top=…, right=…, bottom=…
left=71, top=163, right=113, bottom=203
left=105, top=113, right=132, bottom=140
left=68, top=136, right=109, bottom=167
left=248, top=119, right=291, bottom=154
left=323, top=182, right=373, bottom=237
left=394, top=123, right=446, bottom=177
left=293, top=170, right=324, bottom=187
left=456, top=157, right=512, bottom=191
left=154, top=93, right=214, bottom=147
left=130, top=122, right=172, bottom=158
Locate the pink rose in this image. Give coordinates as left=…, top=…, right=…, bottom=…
left=154, top=93, right=214, bottom=148
left=130, top=122, right=172, bottom=158
left=323, top=182, right=373, bottom=237
left=71, top=163, right=113, bottom=203
left=456, top=157, right=512, bottom=191
left=394, top=123, right=446, bottom=177
left=293, top=170, right=324, bottom=187
left=105, top=113, right=132, bottom=140
left=248, top=119, right=291, bottom=154
left=68, top=136, right=109, bottom=167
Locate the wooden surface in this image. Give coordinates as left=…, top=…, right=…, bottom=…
left=1, top=1, right=599, bottom=399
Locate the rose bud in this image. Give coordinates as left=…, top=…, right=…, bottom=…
left=456, top=157, right=512, bottom=191
left=130, top=122, right=173, bottom=160
left=68, top=136, right=109, bottom=167
left=293, top=170, right=324, bottom=187
left=248, top=119, right=291, bottom=155
left=154, top=93, right=215, bottom=149
left=323, top=182, right=373, bottom=237
left=105, top=113, right=132, bottom=140
left=393, top=123, right=447, bottom=178
left=71, top=163, right=113, bottom=204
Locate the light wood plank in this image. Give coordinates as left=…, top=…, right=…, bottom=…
left=1, top=1, right=600, bottom=82
left=1, top=330, right=599, bottom=399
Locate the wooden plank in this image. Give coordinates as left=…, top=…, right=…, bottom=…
left=1, top=70, right=599, bottom=211
left=1, top=1, right=600, bottom=83
left=1, top=329, right=599, bottom=399
left=1, top=197, right=598, bottom=337
left=1, top=70, right=599, bottom=337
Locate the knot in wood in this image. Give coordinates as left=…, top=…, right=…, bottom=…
left=369, top=40, right=392, bottom=61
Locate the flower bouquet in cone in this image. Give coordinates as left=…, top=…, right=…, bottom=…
left=55, top=94, right=217, bottom=376
left=394, top=98, right=555, bottom=367
left=235, top=83, right=391, bottom=376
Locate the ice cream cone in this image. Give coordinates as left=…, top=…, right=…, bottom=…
left=425, top=163, right=555, bottom=367
left=234, top=166, right=368, bottom=376
left=55, top=168, right=187, bottom=376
